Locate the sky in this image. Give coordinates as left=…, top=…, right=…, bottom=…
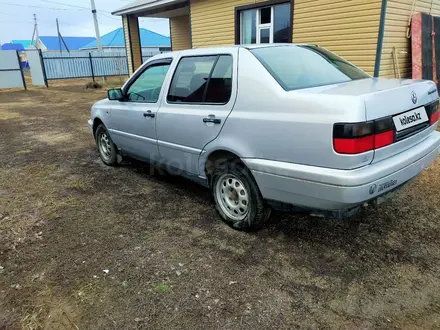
left=0, top=0, right=170, bottom=44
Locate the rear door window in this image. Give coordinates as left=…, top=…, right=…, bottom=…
left=205, top=56, right=233, bottom=103
left=167, top=55, right=233, bottom=104
left=250, top=45, right=370, bottom=91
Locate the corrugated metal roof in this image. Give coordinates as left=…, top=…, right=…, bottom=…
left=81, top=28, right=170, bottom=49
left=12, top=37, right=95, bottom=51
left=1, top=43, right=25, bottom=51
left=39, top=36, right=96, bottom=51
left=12, top=40, right=36, bottom=48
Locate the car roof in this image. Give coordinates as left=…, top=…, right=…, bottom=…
left=148, top=43, right=317, bottom=61
left=193, top=43, right=313, bottom=51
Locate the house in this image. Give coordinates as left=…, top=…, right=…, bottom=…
left=10, top=40, right=37, bottom=49
left=111, top=0, right=440, bottom=78
left=80, top=27, right=171, bottom=54
left=12, top=36, right=95, bottom=52
left=1, top=43, right=25, bottom=51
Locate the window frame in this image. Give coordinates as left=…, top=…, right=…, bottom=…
left=166, top=54, right=234, bottom=106
left=235, top=0, right=293, bottom=45
left=122, top=58, right=173, bottom=104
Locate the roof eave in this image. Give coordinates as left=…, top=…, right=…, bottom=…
left=111, top=0, right=184, bottom=16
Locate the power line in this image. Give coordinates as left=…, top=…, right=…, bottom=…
left=0, top=1, right=83, bottom=11
left=99, top=13, right=120, bottom=21
left=40, top=0, right=89, bottom=10
left=40, top=0, right=112, bottom=14
left=0, top=18, right=76, bottom=27
left=0, top=19, right=35, bottom=24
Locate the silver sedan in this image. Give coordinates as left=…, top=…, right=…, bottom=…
left=89, top=44, right=440, bottom=230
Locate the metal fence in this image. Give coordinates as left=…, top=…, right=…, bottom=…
left=40, top=51, right=157, bottom=80
left=0, top=50, right=26, bottom=90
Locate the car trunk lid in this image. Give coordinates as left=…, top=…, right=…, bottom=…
left=317, top=78, right=439, bottom=163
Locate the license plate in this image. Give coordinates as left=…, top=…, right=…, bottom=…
left=393, top=107, right=429, bottom=132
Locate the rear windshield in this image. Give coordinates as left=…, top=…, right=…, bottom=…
left=250, top=45, right=370, bottom=91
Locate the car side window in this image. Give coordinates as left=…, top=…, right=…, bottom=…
left=126, top=63, right=170, bottom=103
left=205, top=56, right=232, bottom=103
left=167, top=55, right=233, bottom=104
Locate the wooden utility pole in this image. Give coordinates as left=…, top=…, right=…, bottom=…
left=90, top=0, right=103, bottom=53
left=31, top=14, right=40, bottom=49
left=90, top=0, right=106, bottom=82
left=57, top=18, right=62, bottom=53
left=56, top=19, right=70, bottom=53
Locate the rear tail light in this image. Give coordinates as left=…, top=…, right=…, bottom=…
left=374, top=130, right=394, bottom=149
left=333, top=118, right=394, bottom=154
left=427, top=100, right=440, bottom=125
left=431, top=110, right=440, bottom=125
left=333, top=135, right=374, bottom=154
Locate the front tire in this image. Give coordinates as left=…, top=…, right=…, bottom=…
left=211, top=161, right=271, bottom=231
left=95, top=124, right=118, bottom=166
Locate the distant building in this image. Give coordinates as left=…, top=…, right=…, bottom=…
left=12, top=36, right=95, bottom=52
left=9, top=40, right=36, bottom=49
left=0, top=43, right=29, bottom=69
left=80, top=27, right=171, bottom=54
left=1, top=43, right=25, bottom=51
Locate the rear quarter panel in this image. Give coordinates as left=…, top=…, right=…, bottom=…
left=201, top=48, right=372, bottom=174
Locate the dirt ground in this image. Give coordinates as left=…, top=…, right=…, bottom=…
left=1, top=79, right=440, bottom=330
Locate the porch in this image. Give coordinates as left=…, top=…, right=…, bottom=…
left=112, top=0, right=191, bottom=75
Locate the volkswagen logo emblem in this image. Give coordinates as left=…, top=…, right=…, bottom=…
left=411, top=91, right=417, bottom=104
left=369, top=184, right=377, bottom=195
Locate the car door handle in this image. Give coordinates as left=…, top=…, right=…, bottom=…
left=143, top=111, right=155, bottom=118
left=203, top=117, right=221, bottom=124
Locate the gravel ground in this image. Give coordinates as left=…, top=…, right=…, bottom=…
left=1, top=81, right=440, bottom=330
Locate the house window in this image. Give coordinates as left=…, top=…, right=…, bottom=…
left=239, top=2, right=291, bottom=45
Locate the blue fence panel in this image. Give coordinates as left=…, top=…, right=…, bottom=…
left=40, top=51, right=164, bottom=80
left=43, top=56, right=92, bottom=79
left=91, top=56, right=128, bottom=76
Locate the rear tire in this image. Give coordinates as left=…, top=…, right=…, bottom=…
left=95, top=124, right=118, bottom=166
left=211, top=160, right=271, bottom=231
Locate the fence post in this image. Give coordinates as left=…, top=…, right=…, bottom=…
left=16, top=51, right=27, bottom=90
left=89, top=52, right=95, bottom=82
left=39, top=49, right=48, bottom=87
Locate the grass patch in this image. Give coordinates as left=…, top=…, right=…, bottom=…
left=65, top=178, right=89, bottom=190
left=16, top=149, right=32, bottom=155
left=0, top=110, right=22, bottom=120
left=154, top=283, right=171, bottom=293
left=35, top=132, right=73, bottom=146
left=85, top=82, right=103, bottom=89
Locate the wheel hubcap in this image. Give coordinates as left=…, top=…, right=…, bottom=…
left=215, top=174, right=249, bottom=221
left=98, top=132, right=112, bottom=160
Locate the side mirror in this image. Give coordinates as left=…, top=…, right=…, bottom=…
left=108, top=88, right=124, bottom=101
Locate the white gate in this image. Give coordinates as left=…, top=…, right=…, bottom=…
left=0, top=50, right=26, bottom=89
left=26, top=48, right=47, bottom=87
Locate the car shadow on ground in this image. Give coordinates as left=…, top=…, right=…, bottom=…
left=121, top=156, right=397, bottom=255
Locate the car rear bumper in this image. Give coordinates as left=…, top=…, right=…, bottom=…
left=243, top=131, right=440, bottom=212
left=88, top=119, right=93, bottom=130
